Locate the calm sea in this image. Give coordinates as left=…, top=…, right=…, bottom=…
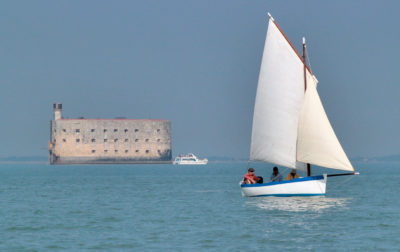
left=0, top=162, right=398, bottom=251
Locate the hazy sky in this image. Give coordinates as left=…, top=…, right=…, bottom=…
left=1, top=0, right=399, bottom=158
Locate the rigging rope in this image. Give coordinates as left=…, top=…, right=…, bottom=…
left=306, top=46, right=313, bottom=74
left=328, top=174, right=356, bottom=191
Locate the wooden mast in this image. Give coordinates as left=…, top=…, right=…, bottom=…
left=302, top=37, right=311, bottom=177
left=268, top=13, right=312, bottom=176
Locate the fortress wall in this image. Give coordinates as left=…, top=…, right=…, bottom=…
left=50, top=119, right=171, bottom=164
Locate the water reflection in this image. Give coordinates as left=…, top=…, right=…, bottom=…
left=246, top=196, right=350, bottom=212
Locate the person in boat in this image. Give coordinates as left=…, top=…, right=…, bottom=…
left=270, top=166, right=283, bottom=182
left=243, top=168, right=263, bottom=184
left=286, top=168, right=299, bottom=180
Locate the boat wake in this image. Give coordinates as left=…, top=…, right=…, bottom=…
left=246, top=196, right=350, bottom=212
left=194, top=190, right=221, bottom=193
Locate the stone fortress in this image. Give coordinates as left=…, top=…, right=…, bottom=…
left=49, top=103, right=172, bottom=164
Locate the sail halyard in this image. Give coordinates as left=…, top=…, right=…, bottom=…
left=268, top=13, right=313, bottom=77
left=302, top=37, right=312, bottom=176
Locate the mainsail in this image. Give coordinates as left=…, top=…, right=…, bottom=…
left=250, top=18, right=305, bottom=168
left=250, top=16, right=353, bottom=172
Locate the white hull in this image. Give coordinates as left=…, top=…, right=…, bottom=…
left=241, top=174, right=327, bottom=197
left=173, top=159, right=208, bottom=165
left=173, top=153, right=208, bottom=165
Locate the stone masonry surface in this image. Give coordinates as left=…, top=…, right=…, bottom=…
left=49, top=104, right=172, bottom=164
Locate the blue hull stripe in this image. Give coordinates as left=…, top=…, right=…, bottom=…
left=251, top=193, right=325, bottom=197
left=241, top=175, right=324, bottom=188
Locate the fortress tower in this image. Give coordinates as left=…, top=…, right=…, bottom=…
left=53, top=103, right=62, bottom=120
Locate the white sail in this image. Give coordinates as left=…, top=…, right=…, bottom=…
left=297, top=73, right=354, bottom=171
left=250, top=19, right=305, bottom=168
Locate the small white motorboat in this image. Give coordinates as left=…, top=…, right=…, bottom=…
left=173, top=153, right=208, bottom=165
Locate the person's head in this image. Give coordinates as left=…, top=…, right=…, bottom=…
left=291, top=168, right=297, bottom=174
left=273, top=166, right=279, bottom=175
left=248, top=168, right=255, bottom=174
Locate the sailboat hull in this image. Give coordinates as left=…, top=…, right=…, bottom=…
left=240, top=174, right=327, bottom=197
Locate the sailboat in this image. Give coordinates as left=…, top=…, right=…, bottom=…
left=241, top=13, right=359, bottom=197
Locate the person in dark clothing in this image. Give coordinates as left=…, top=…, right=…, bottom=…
left=270, top=166, right=283, bottom=182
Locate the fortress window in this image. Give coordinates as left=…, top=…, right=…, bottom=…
left=135, top=129, right=139, bottom=132
left=125, top=150, right=129, bottom=153
left=92, top=150, right=96, bottom=153
left=158, top=150, right=161, bottom=154
left=104, top=129, right=107, bottom=132
left=114, top=129, right=118, bottom=132
left=63, top=139, right=66, bottom=142
left=104, top=150, right=108, bottom=153
left=115, top=150, right=118, bottom=153
left=91, top=139, right=96, bottom=142
left=76, top=139, right=80, bottom=143
left=104, top=139, right=107, bottom=142
left=135, top=139, right=139, bottom=142
left=135, top=150, right=139, bottom=153
left=146, top=150, right=150, bottom=154
left=91, top=129, right=95, bottom=132
left=157, top=129, right=160, bottom=132
left=145, top=139, right=149, bottom=142
left=75, top=129, right=80, bottom=133
left=62, top=129, right=66, bottom=132
left=157, top=139, right=160, bottom=142
left=125, top=139, right=128, bottom=142
left=114, top=139, right=118, bottom=142
left=124, top=129, right=128, bottom=133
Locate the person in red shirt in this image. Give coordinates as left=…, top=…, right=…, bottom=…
left=243, top=168, right=263, bottom=184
